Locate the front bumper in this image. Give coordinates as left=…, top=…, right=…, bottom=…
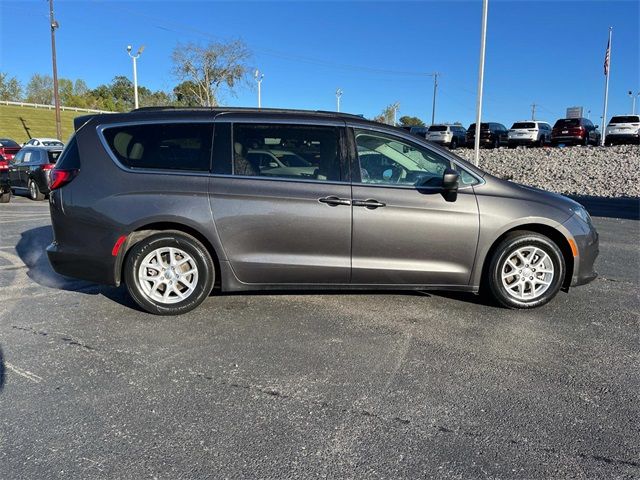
left=562, top=214, right=599, bottom=287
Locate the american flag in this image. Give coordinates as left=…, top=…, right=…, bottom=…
left=604, top=37, right=611, bottom=75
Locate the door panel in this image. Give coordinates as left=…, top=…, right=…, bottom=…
left=351, top=185, right=479, bottom=285
left=210, top=177, right=351, bottom=284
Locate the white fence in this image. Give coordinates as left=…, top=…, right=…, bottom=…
left=0, top=100, right=112, bottom=114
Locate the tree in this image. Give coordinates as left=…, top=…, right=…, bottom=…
left=398, top=115, right=425, bottom=127
left=0, top=72, right=23, bottom=101
left=173, top=80, right=205, bottom=107
left=172, top=40, right=251, bottom=106
left=25, top=74, right=53, bottom=104
left=373, top=104, right=399, bottom=125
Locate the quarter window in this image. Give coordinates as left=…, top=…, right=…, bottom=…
left=102, top=123, right=213, bottom=171
left=232, top=124, right=342, bottom=182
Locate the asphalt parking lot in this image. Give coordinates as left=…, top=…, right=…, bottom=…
left=1, top=195, right=638, bottom=479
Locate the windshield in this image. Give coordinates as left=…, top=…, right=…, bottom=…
left=428, top=125, right=448, bottom=132
left=609, top=116, right=640, bottom=124
left=511, top=122, right=536, bottom=129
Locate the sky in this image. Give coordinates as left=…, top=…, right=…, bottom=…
left=1, top=0, right=639, bottom=127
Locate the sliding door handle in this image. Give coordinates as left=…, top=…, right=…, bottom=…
left=352, top=199, right=386, bottom=209
left=319, top=196, right=351, bottom=206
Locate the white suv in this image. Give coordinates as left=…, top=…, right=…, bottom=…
left=604, top=115, right=640, bottom=145
left=508, top=121, right=552, bottom=147
left=425, top=124, right=466, bottom=149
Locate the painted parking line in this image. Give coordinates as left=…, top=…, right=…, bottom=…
left=5, top=362, right=43, bottom=383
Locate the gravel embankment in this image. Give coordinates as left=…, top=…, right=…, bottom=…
left=454, top=144, right=640, bottom=198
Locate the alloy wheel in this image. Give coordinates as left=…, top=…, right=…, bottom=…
left=137, top=247, right=199, bottom=304
left=500, top=246, right=555, bottom=301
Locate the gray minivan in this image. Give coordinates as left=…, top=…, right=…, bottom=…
left=47, top=108, right=598, bottom=315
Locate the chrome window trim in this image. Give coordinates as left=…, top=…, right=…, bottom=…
left=348, top=123, right=485, bottom=191
left=210, top=173, right=351, bottom=187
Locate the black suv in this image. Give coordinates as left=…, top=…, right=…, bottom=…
left=8, top=146, right=62, bottom=201
left=465, top=122, right=508, bottom=148
left=46, top=107, right=598, bottom=315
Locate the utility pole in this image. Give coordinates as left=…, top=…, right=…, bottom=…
left=473, top=0, right=489, bottom=166
left=127, top=45, right=145, bottom=109
left=530, top=102, right=537, bottom=121
left=254, top=69, right=264, bottom=108
left=335, top=88, right=343, bottom=112
left=48, top=0, right=61, bottom=140
left=431, top=72, right=439, bottom=125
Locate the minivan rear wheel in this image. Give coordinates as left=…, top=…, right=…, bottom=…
left=487, top=232, right=565, bottom=309
left=124, top=231, right=215, bottom=315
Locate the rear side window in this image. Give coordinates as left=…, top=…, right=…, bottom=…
left=102, top=123, right=213, bottom=171
left=56, top=137, right=80, bottom=169
left=232, top=124, right=342, bottom=182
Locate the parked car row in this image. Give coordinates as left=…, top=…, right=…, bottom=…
left=405, top=114, right=639, bottom=149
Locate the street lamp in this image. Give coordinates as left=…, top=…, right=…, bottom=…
left=628, top=90, right=640, bottom=115
left=254, top=69, right=264, bottom=108
left=473, top=0, right=489, bottom=166
left=335, top=88, right=343, bottom=112
left=391, top=102, right=400, bottom=126
left=126, top=45, right=144, bottom=109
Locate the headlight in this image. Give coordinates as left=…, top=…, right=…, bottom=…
left=572, top=205, right=592, bottom=226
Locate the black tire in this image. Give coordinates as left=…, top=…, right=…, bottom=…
left=492, top=137, right=500, bottom=149
left=124, top=231, right=215, bottom=315
left=486, top=231, right=565, bottom=309
left=583, top=134, right=590, bottom=147
left=450, top=139, right=458, bottom=150
left=0, top=191, right=10, bottom=203
left=28, top=179, right=45, bottom=201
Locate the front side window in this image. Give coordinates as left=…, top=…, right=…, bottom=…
left=232, top=124, right=341, bottom=182
left=103, top=123, right=213, bottom=171
left=355, top=129, right=478, bottom=187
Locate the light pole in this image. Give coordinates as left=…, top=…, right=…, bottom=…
left=127, top=45, right=144, bottom=109
left=48, top=0, right=61, bottom=140
left=473, top=0, right=489, bottom=166
left=530, top=102, right=537, bottom=121
left=254, top=69, right=264, bottom=108
left=335, top=88, right=343, bottom=112
left=430, top=72, right=439, bottom=125
left=629, top=90, right=640, bottom=114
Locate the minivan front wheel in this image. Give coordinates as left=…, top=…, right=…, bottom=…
left=124, top=231, right=215, bottom=315
left=487, top=232, right=565, bottom=309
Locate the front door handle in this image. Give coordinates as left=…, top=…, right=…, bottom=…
left=319, top=196, right=351, bottom=206
left=352, top=199, right=386, bottom=209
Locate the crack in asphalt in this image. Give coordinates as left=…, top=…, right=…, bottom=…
left=11, top=325, right=96, bottom=351
left=189, top=370, right=640, bottom=470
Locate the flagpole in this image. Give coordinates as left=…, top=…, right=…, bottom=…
left=601, top=27, right=612, bottom=146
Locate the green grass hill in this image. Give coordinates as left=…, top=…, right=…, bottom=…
left=0, top=104, right=87, bottom=143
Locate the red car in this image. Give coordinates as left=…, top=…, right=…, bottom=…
left=551, top=118, right=601, bottom=146
left=0, top=138, right=21, bottom=161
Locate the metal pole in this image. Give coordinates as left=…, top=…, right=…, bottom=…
left=431, top=73, right=438, bottom=125
left=49, top=0, right=62, bottom=140
left=601, top=27, right=612, bottom=146
left=258, top=79, right=261, bottom=108
left=531, top=103, right=536, bottom=120
left=132, top=56, right=139, bottom=109
left=336, top=88, right=343, bottom=112
left=633, top=95, right=637, bottom=115
left=474, top=0, right=489, bottom=166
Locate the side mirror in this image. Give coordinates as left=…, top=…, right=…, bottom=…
left=442, top=168, right=459, bottom=190
left=442, top=168, right=459, bottom=202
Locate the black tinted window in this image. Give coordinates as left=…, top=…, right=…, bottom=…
left=610, top=115, right=640, bottom=123
left=47, top=150, right=62, bottom=163
left=56, top=136, right=80, bottom=169
left=232, top=124, right=341, bottom=182
left=512, top=122, right=536, bottom=129
left=0, top=139, right=19, bottom=148
left=103, top=123, right=213, bottom=171
left=428, top=125, right=448, bottom=132
left=554, top=119, right=580, bottom=127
